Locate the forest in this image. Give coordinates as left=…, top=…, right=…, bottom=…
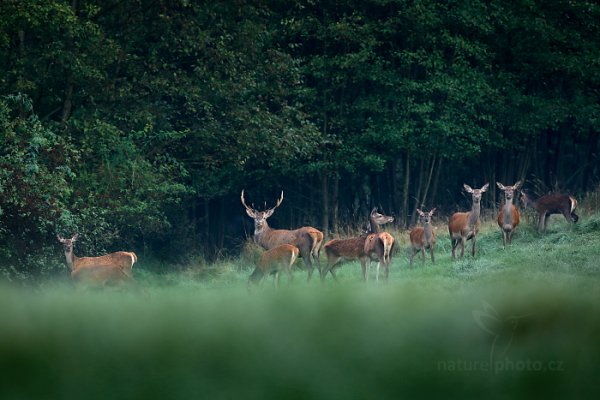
left=1, top=0, right=599, bottom=278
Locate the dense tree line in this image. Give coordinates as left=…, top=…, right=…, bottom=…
left=0, top=0, right=598, bottom=277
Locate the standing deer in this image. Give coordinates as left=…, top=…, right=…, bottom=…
left=322, top=208, right=394, bottom=282
left=241, top=190, right=323, bottom=281
left=496, top=181, right=522, bottom=247
left=448, top=183, right=489, bottom=259
left=57, top=234, right=137, bottom=286
left=248, top=244, right=299, bottom=290
left=409, top=208, right=436, bottom=267
left=363, top=208, right=395, bottom=282
left=520, top=191, right=578, bottom=233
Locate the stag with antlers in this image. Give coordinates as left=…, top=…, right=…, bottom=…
left=241, top=190, right=324, bottom=281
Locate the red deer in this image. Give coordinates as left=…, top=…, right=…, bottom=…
left=248, top=244, right=299, bottom=290
left=409, top=208, right=436, bottom=267
left=363, top=208, right=395, bottom=282
left=322, top=208, right=394, bottom=282
left=241, top=190, right=323, bottom=281
left=520, top=191, right=578, bottom=233
left=448, top=183, right=489, bottom=259
left=496, top=181, right=522, bottom=247
left=57, top=234, right=137, bottom=286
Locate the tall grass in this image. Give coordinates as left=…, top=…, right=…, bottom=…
left=1, top=212, right=600, bottom=399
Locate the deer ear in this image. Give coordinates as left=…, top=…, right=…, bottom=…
left=263, top=209, right=275, bottom=219
left=416, top=208, right=424, bottom=216
left=463, top=184, right=473, bottom=193
left=244, top=208, right=256, bottom=218
left=513, top=180, right=522, bottom=189
left=72, top=233, right=79, bottom=241
left=430, top=208, right=437, bottom=215
left=57, top=235, right=64, bottom=242
left=481, top=183, right=490, bottom=192
left=496, top=182, right=505, bottom=190
left=370, top=207, right=378, bottom=216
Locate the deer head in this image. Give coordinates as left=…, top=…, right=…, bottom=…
left=416, top=208, right=436, bottom=224
left=496, top=181, right=522, bottom=202
left=464, top=183, right=489, bottom=203
left=57, top=234, right=79, bottom=252
left=240, top=190, right=284, bottom=233
left=366, top=207, right=394, bottom=233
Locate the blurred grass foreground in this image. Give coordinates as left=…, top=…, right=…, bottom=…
left=2, top=215, right=600, bottom=399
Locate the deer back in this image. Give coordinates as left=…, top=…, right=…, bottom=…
left=258, top=226, right=320, bottom=251
left=258, top=244, right=299, bottom=273
left=535, top=193, right=574, bottom=214
left=324, top=236, right=368, bottom=259
left=74, top=252, right=137, bottom=273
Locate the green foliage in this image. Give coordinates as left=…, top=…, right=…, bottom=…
left=0, top=0, right=599, bottom=270
left=0, top=94, right=74, bottom=276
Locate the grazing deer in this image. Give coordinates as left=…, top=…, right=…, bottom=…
left=248, top=244, right=299, bottom=290
left=322, top=208, right=394, bottom=282
left=363, top=208, right=395, bottom=282
left=496, top=181, right=522, bottom=247
left=448, top=183, right=489, bottom=259
left=409, top=208, right=436, bottom=267
left=520, top=191, right=578, bottom=233
left=241, top=190, right=323, bottom=281
left=57, top=234, right=137, bottom=286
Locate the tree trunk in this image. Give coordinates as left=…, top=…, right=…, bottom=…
left=321, top=173, right=329, bottom=236
left=420, top=155, right=436, bottom=210
left=582, top=129, right=599, bottom=192
left=410, top=157, right=426, bottom=226
left=402, top=153, right=410, bottom=229
left=332, top=170, right=339, bottom=234
left=429, top=157, right=443, bottom=208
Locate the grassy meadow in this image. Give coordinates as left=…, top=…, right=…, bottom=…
left=2, top=213, right=600, bottom=399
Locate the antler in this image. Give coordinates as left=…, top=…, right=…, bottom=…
left=264, top=191, right=283, bottom=217
left=273, top=191, right=284, bottom=209
left=241, top=190, right=283, bottom=217
left=240, top=189, right=253, bottom=211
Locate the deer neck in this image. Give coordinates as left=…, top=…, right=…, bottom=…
left=368, top=217, right=381, bottom=234
left=468, top=201, right=481, bottom=228
left=424, top=222, right=433, bottom=242
left=64, top=248, right=76, bottom=270
left=502, top=197, right=514, bottom=224
left=253, top=222, right=272, bottom=247
left=522, top=193, right=535, bottom=209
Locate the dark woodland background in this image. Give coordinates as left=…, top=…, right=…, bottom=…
left=0, top=0, right=599, bottom=277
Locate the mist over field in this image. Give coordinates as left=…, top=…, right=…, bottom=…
left=2, top=215, right=600, bottom=399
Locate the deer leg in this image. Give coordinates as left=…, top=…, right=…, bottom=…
left=431, top=246, right=435, bottom=264
left=312, top=247, right=322, bottom=275
left=460, top=237, right=466, bottom=258
left=409, top=249, right=416, bottom=267
left=384, top=262, right=389, bottom=281
left=286, top=264, right=293, bottom=285
left=376, top=262, right=381, bottom=282
left=537, top=213, right=545, bottom=233
left=274, top=271, right=281, bottom=289
left=543, top=214, right=550, bottom=233
left=562, top=209, right=573, bottom=224
left=451, top=238, right=459, bottom=259
left=330, top=266, right=339, bottom=282
left=471, top=236, right=476, bottom=257
left=421, top=248, right=426, bottom=264
left=362, top=259, right=369, bottom=282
